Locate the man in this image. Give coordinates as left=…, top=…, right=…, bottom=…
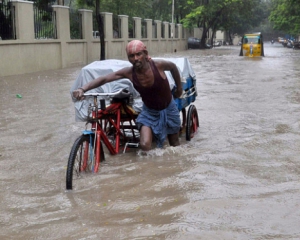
left=73, top=40, right=183, bottom=151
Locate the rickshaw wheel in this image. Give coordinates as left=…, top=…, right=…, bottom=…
left=186, top=105, right=199, bottom=141
left=66, top=134, right=105, bottom=190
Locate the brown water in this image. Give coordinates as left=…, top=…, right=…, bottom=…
left=1, top=43, right=300, bottom=240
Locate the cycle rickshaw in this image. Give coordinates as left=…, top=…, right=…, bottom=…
left=66, top=58, right=199, bottom=190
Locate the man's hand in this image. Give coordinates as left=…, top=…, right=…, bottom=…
left=73, top=88, right=85, bottom=101
left=173, top=87, right=183, bottom=99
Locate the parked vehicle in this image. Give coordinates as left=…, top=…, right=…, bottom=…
left=239, top=32, right=264, bottom=57
left=93, top=31, right=99, bottom=38
left=205, top=43, right=212, bottom=49
left=293, top=41, right=300, bottom=50
left=213, top=41, right=222, bottom=47
left=278, top=37, right=288, bottom=46
left=282, top=39, right=288, bottom=47
left=278, top=37, right=286, bottom=44
left=188, top=37, right=201, bottom=49
left=188, top=37, right=211, bottom=49
left=287, top=40, right=293, bottom=48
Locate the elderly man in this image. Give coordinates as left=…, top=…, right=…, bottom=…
left=73, top=40, right=183, bottom=151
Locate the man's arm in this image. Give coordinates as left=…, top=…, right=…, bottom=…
left=73, top=67, right=131, bottom=100
left=156, top=60, right=183, bottom=98
left=169, top=62, right=183, bottom=98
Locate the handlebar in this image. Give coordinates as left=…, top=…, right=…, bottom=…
left=83, top=88, right=133, bottom=113
left=83, top=89, right=131, bottom=99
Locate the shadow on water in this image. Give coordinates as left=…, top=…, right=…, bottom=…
left=1, top=43, right=300, bottom=239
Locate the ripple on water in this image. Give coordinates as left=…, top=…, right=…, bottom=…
left=275, top=123, right=291, bottom=133
left=136, top=145, right=189, bottom=158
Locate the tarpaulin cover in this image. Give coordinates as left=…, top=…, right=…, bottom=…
left=70, top=58, right=196, bottom=122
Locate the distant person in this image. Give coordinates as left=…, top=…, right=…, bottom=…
left=72, top=40, right=183, bottom=151
left=250, top=42, right=254, bottom=55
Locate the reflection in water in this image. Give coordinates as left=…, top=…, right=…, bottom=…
left=1, top=44, right=300, bottom=239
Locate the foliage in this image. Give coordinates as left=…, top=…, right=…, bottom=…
left=180, top=0, right=266, bottom=46
left=72, top=0, right=193, bottom=24
left=149, top=0, right=195, bottom=23
left=75, top=0, right=153, bottom=19
left=229, top=0, right=270, bottom=35
left=181, top=0, right=264, bottom=34
left=269, top=0, right=300, bottom=36
left=30, top=0, right=297, bottom=44
left=32, top=0, right=56, bottom=10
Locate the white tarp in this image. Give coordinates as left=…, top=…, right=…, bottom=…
left=153, top=57, right=196, bottom=82
left=70, top=58, right=196, bottom=122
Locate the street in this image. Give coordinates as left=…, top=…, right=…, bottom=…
left=0, top=43, right=300, bottom=239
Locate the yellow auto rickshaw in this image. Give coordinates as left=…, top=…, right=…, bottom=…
left=239, top=32, right=264, bottom=57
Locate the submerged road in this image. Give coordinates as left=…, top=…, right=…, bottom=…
left=1, top=43, right=300, bottom=239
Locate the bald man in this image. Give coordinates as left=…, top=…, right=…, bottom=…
left=73, top=40, right=183, bottom=151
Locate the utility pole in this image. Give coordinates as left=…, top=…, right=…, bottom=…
left=96, top=0, right=105, bottom=60
left=171, top=0, right=174, bottom=53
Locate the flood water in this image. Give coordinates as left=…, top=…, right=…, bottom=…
left=1, top=43, right=300, bottom=239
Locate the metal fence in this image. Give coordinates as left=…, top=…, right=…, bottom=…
left=152, top=21, right=157, bottom=38
left=141, top=20, right=147, bottom=38
left=70, top=8, right=82, bottom=39
left=0, top=0, right=16, bottom=40
left=161, top=24, right=165, bottom=38
left=112, top=15, right=120, bottom=38
left=33, top=4, right=57, bottom=39
left=129, top=18, right=135, bottom=38
left=93, top=14, right=104, bottom=39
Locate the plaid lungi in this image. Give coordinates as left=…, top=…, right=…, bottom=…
left=136, top=98, right=180, bottom=148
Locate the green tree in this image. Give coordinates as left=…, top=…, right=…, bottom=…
left=150, top=0, right=195, bottom=23
left=269, top=0, right=300, bottom=36
left=181, top=0, right=265, bottom=47
left=230, top=0, right=268, bottom=35
left=75, top=0, right=153, bottom=19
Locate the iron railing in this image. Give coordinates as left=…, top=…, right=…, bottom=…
left=70, top=8, right=82, bottom=39
left=129, top=18, right=135, bottom=38
left=93, top=14, right=105, bottom=39
left=33, top=5, right=57, bottom=39
left=113, top=14, right=120, bottom=38
left=141, top=20, right=147, bottom=38
left=0, top=0, right=16, bottom=40
left=161, top=23, right=165, bottom=38
left=152, top=20, right=157, bottom=38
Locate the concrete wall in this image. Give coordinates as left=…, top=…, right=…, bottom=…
left=215, top=30, right=226, bottom=42
left=193, top=28, right=203, bottom=39
left=0, top=1, right=188, bottom=77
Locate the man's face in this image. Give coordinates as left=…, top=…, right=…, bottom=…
left=127, top=51, right=146, bottom=69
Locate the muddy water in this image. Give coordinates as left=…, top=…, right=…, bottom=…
left=1, top=43, right=300, bottom=239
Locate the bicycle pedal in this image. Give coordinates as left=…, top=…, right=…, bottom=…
left=123, top=142, right=139, bottom=153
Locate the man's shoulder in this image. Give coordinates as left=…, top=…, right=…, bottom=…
left=152, top=58, right=167, bottom=64
left=151, top=59, right=174, bottom=70
left=151, top=59, right=167, bottom=67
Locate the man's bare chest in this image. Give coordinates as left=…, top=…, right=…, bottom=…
left=135, top=69, right=154, bottom=87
